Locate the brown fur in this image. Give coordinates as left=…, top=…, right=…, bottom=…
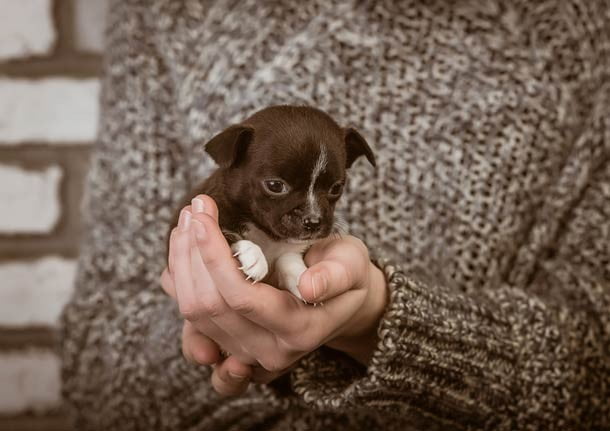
left=167, top=105, right=375, bottom=253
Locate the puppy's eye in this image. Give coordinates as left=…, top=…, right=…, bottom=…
left=328, top=182, right=344, bottom=197
left=262, top=179, right=289, bottom=196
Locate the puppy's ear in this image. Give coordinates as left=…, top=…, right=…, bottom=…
left=205, top=125, right=255, bottom=168
left=344, top=128, right=376, bottom=168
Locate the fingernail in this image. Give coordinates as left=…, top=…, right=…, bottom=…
left=228, top=372, right=248, bottom=381
left=313, top=273, right=327, bottom=300
left=179, top=210, right=192, bottom=231
left=192, top=197, right=205, bottom=213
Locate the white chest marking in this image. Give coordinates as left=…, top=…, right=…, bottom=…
left=241, top=223, right=314, bottom=299
left=307, top=145, right=327, bottom=217
left=242, top=223, right=311, bottom=267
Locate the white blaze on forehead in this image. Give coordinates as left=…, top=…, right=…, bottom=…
left=307, top=145, right=327, bottom=216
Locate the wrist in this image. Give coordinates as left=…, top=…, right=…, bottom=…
left=326, top=263, right=388, bottom=365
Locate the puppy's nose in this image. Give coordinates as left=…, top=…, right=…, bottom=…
left=303, top=215, right=321, bottom=231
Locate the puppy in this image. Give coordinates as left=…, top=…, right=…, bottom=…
left=168, top=105, right=375, bottom=300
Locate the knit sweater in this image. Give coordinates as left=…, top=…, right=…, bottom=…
left=60, top=1, right=610, bottom=430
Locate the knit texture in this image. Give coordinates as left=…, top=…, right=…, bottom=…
left=60, top=1, right=610, bottom=429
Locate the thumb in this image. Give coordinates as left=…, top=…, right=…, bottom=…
left=298, top=259, right=355, bottom=303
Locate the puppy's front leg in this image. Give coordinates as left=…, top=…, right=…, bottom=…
left=231, top=240, right=269, bottom=283
left=275, top=253, right=307, bottom=301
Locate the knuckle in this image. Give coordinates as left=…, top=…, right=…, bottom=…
left=201, top=250, right=223, bottom=269
left=298, top=334, right=320, bottom=352
left=258, top=358, right=281, bottom=373
left=259, top=355, right=291, bottom=373
left=213, top=369, right=249, bottom=396
left=182, top=338, right=218, bottom=366
left=200, top=300, right=225, bottom=318
left=347, top=236, right=369, bottom=258
left=252, top=368, right=279, bottom=384
left=282, top=334, right=316, bottom=353
left=160, top=276, right=171, bottom=291
left=190, top=347, right=217, bottom=366
left=281, top=321, right=316, bottom=352
left=181, top=343, right=195, bottom=363
left=179, top=299, right=225, bottom=320
left=178, top=303, right=201, bottom=321
left=179, top=308, right=201, bottom=322
left=226, top=295, right=255, bottom=315
left=212, top=380, right=232, bottom=397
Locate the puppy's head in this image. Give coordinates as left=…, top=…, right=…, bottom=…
left=205, top=105, right=375, bottom=242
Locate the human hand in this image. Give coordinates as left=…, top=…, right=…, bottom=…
left=160, top=195, right=388, bottom=396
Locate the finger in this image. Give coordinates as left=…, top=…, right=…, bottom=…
left=160, top=268, right=177, bottom=299
left=189, top=199, right=315, bottom=338
left=211, top=355, right=252, bottom=397
left=251, top=361, right=300, bottom=384
left=172, top=208, right=202, bottom=318
left=306, top=286, right=370, bottom=346
left=186, top=312, right=256, bottom=365
left=250, top=365, right=286, bottom=384
left=299, top=260, right=355, bottom=303
left=187, top=226, right=276, bottom=359
left=189, top=212, right=243, bottom=285
left=171, top=210, right=250, bottom=354
left=182, top=321, right=221, bottom=365
left=302, top=236, right=335, bottom=266
left=167, top=227, right=178, bottom=274
left=304, top=235, right=368, bottom=268
left=191, top=194, right=219, bottom=222
left=192, top=212, right=310, bottom=329
left=299, top=238, right=373, bottom=342
left=172, top=205, right=282, bottom=361
left=300, top=236, right=369, bottom=302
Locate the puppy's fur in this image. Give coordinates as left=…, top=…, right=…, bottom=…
left=169, top=105, right=375, bottom=299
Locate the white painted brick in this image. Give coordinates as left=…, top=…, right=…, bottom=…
left=0, top=257, right=76, bottom=327
left=0, top=79, right=100, bottom=144
left=0, top=0, right=56, bottom=61
left=0, top=350, right=61, bottom=414
left=0, top=165, right=62, bottom=234
left=74, top=0, right=109, bottom=52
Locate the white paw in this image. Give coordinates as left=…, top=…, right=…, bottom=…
left=275, top=253, right=307, bottom=301
left=231, top=240, right=268, bottom=282
left=278, top=269, right=306, bottom=300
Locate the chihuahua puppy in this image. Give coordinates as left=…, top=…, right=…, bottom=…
left=169, top=105, right=375, bottom=300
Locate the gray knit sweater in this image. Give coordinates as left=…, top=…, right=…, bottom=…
left=60, top=1, right=610, bottom=429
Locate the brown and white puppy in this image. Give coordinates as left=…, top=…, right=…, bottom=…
left=169, top=105, right=375, bottom=300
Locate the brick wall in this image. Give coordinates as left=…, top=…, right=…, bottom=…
left=0, top=1, right=107, bottom=429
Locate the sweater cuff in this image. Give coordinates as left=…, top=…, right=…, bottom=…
left=290, top=256, right=410, bottom=410
left=290, top=256, right=515, bottom=426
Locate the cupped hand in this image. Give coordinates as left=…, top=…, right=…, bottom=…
left=160, top=195, right=388, bottom=397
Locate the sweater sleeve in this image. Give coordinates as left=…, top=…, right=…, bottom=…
left=291, top=254, right=610, bottom=430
